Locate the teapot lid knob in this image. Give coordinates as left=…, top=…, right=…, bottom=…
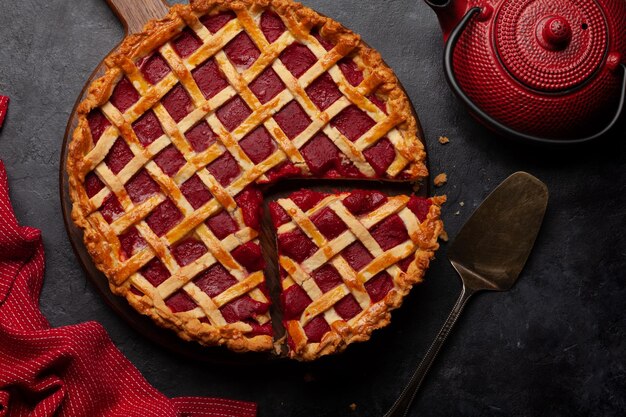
left=537, top=15, right=572, bottom=51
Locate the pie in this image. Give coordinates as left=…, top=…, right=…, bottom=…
left=271, top=190, right=443, bottom=360
left=66, top=0, right=440, bottom=358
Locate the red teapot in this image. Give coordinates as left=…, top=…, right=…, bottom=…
left=425, top=0, right=626, bottom=144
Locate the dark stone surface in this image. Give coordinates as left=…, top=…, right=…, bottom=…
left=0, top=1, right=624, bottom=416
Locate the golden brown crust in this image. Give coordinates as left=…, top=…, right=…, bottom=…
left=67, top=0, right=430, bottom=355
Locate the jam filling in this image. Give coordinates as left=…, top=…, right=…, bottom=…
left=140, top=258, right=170, bottom=287
left=368, top=93, right=387, bottom=114
left=232, top=242, right=265, bottom=272
left=310, top=207, right=347, bottom=240
left=185, top=121, right=217, bottom=152
left=334, top=295, right=362, bottom=321
left=216, top=97, right=252, bottom=132
left=224, top=32, right=260, bottom=70
left=341, top=241, right=373, bottom=271
left=260, top=10, right=286, bottom=43
left=338, top=58, right=364, bottom=86
left=206, top=210, right=238, bottom=240
left=274, top=101, right=311, bottom=139
left=104, top=138, right=134, bottom=175
left=195, top=264, right=238, bottom=297
left=281, top=284, right=311, bottom=320
left=138, top=53, right=171, bottom=85
left=331, top=105, right=376, bottom=142
left=145, top=198, right=183, bottom=237
left=172, top=28, right=202, bottom=59
left=306, top=73, right=342, bottom=111
left=221, top=296, right=269, bottom=323
left=370, top=214, right=409, bottom=251
left=201, top=11, right=235, bottom=33
left=234, top=187, right=263, bottom=230
left=311, top=264, right=343, bottom=293
left=407, top=196, right=432, bottom=222
left=269, top=203, right=291, bottom=227
left=85, top=172, right=104, bottom=198
left=300, top=133, right=362, bottom=178
left=118, top=227, right=147, bottom=260
left=87, top=110, right=110, bottom=144
left=265, top=162, right=301, bottom=182
left=303, top=316, right=331, bottom=343
left=342, top=189, right=387, bottom=215
left=154, top=145, right=186, bottom=177
left=161, top=84, right=194, bottom=123
left=125, top=170, right=160, bottom=204
left=239, top=126, right=276, bottom=164
left=100, top=194, right=124, bottom=224
left=180, top=175, right=213, bottom=209
left=311, top=28, right=334, bottom=51
left=166, top=291, right=197, bottom=313
left=133, top=110, right=164, bottom=146
left=249, top=68, right=286, bottom=104
left=277, top=229, right=318, bottom=263
left=192, top=58, right=229, bottom=100
left=110, top=77, right=139, bottom=113
left=364, top=272, right=394, bottom=303
left=207, top=152, right=241, bottom=186
left=363, top=137, right=395, bottom=177
left=290, top=189, right=326, bottom=211
left=279, top=43, right=317, bottom=78
left=171, top=238, right=208, bottom=267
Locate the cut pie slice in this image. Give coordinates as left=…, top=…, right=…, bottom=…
left=67, top=0, right=434, bottom=354
left=270, top=189, right=444, bottom=360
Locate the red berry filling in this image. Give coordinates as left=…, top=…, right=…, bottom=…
left=234, top=187, right=263, bottom=230
left=281, top=284, right=312, bottom=320
left=195, top=264, right=238, bottom=297
left=104, top=138, right=134, bottom=174
left=370, top=214, right=409, bottom=251
left=364, top=272, right=394, bottom=303
left=232, top=242, right=265, bottom=272
left=280, top=43, right=317, bottom=78
left=133, top=110, right=164, bottom=146
left=192, top=58, right=229, bottom=99
left=185, top=121, right=218, bottom=152
left=140, top=258, right=170, bottom=286
left=332, top=105, right=376, bottom=141
left=100, top=194, right=124, bottom=224
left=341, top=241, right=373, bottom=271
left=311, top=28, right=334, bottom=51
left=166, top=291, right=197, bottom=313
left=310, top=207, right=347, bottom=240
left=342, top=190, right=387, bottom=215
left=206, top=210, right=238, bottom=240
left=274, top=101, right=311, bottom=139
left=154, top=145, right=186, bottom=177
left=303, top=316, right=330, bottom=343
left=368, top=93, right=387, bottom=114
left=306, top=73, right=342, bottom=111
left=260, top=10, right=286, bottom=43
left=145, top=198, right=183, bottom=236
left=278, top=229, right=318, bottom=263
left=118, top=227, right=147, bottom=259
left=216, top=96, right=252, bottom=132
left=224, top=32, right=260, bottom=70
left=161, top=84, right=194, bottom=123
left=221, top=296, right=269, bottom=323
left=338, top=58, right=364, bottom=86
left=249, top=68, right=286, bottom=104
left=171, top=238, right=208, bottom=266
left=300, top=132, right=351, bottom=177
left=85, top=172, right=104, bottom=198
left=87, top=109, right=111, bottom=144
left=311, top=264, right=343, bottom=293
left=265, top=162, right=301, bottom=182
left=180, top=175, right=212, bottom=209
left=201, top=11, right=235, bottom=33
left=289, top=189, right=326, bottom=212
left=334, top=295, right=362, bottom=320
left=172, top=28, right=202, bottom=58
left=110, top=77, right=140, bottom=113
left=407, top=196, right=432, bottom=222
left=138, top=53, right=171, bottom=85
left=125, top=169, right=160, bottom=204
left=239, top=126, right=275, bottom=164
left=269, top=202, right=291, bottom=227
left=363, top=137, right=396, bottom=177
left=207, top=152, right=241, bottom=186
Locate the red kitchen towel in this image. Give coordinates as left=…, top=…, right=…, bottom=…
left=0, top=160, right=256, bottom=417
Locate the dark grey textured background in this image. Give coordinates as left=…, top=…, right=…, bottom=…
left=1, top=0, right=625, bottom=416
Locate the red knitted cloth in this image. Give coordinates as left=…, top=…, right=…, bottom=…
left=0, top=160, right=256, bottom=417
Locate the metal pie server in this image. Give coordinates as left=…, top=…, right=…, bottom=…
left=384, top=171, right=549, bottom=417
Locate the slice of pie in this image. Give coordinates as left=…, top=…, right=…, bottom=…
left=67, top=0, right=433, bottom=354
left=270, top=189, right=444, bottom=360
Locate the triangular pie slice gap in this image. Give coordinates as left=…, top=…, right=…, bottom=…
left=67, top=0, right=437, bottom=355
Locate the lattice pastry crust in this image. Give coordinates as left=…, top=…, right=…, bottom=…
left=67, top=0, right=433, bottom=355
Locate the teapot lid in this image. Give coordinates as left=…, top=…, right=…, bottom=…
left=494, top=0, right=608, bottom=92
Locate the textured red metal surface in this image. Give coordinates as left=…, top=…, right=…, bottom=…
left=430, top=0, right=626, bottom=139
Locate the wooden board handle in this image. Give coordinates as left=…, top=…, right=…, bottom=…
left=106, top=0, right=170, bottom=34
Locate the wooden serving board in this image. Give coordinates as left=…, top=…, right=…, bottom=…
left=59, top=0, right=429, bottom=365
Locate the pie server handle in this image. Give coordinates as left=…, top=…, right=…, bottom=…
left=383, top=285, right=476, bottom=417
left=106, top=0, right=170, bottom=35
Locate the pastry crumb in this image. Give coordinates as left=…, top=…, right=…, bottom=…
left=440, top=229, right=449, bottom=242
left=438, top=135, right=450, bottom=144
left=455, top=211, right=460, bottom=215
left=349, top=403, right=357, bottom=412
left=434, top=173, right=448, bottom=187
left=459, top=201, right=465, bottom=207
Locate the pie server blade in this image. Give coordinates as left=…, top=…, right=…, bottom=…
left=384, top=171, right=549, bottom=417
